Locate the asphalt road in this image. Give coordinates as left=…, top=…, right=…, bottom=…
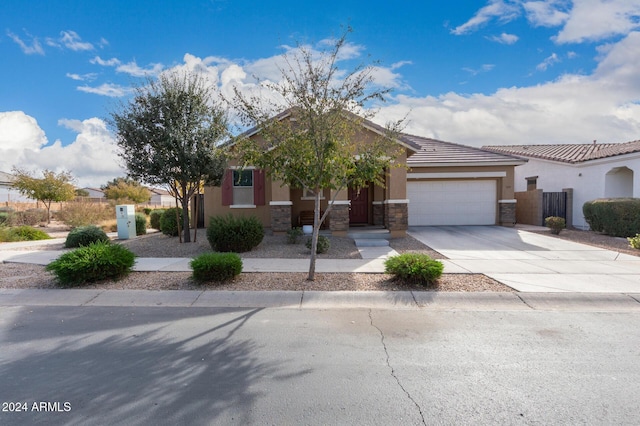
left=1, top=306, right=639, bottom=425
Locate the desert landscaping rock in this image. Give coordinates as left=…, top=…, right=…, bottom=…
left=2, top=221, right=638, bottom=293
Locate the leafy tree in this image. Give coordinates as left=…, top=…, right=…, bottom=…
left=75, top=188, right=90, bottom=197
left=101, top=177, right=151, bottom=204
left=11, top=168, right=76, bottom=224
left=233, top=28, right=404, bottom=280
left=110, top=71, right=229, bottom=242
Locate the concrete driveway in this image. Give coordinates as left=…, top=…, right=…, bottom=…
left=408, top=226, right=640, bottom=293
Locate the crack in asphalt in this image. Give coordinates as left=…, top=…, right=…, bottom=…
left=368, top=309, right=426, bottom=425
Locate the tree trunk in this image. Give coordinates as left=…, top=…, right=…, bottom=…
left=44, top=200, right=52, bottom=224
left=175, top=196, right=182, bottom=243
left=193, top=191, right=198, bottom=243
left=181, top=195, right=191, bottom=243
left=307, top=191, right=321, bottom=281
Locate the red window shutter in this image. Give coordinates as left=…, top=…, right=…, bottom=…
left=221, top=169, right=233, bottom=206
left=253, top=169, right=265, bottom=206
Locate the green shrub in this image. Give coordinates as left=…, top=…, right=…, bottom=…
left=160, top=208, right=183, bottom=236
left=207, top=214, right=264, bottom=252
left=545, top=216, right=566, bottom=235
left=65, top=225, right=110, bottom=248
left=135, top=213, right=147, bottom=236
left=0, top=212, right=13, bottom=226
left=46, top=241, right=136, bottom=287
left=190, top=252, right=243, bottom=282
left=149, top=209, right=165, bottom=230
left=0, top=226, right=52, bottom=242
left=306, top=235, right=330, bottom=253
left=142, top=207, right=152, bottom=215
left=287, top=227, right=303, bottom=244
left=583, top=198, right=640, bottom=237
left=384, top=253, right=444, bottom=286
left=628, top=234, right=640, bottom=249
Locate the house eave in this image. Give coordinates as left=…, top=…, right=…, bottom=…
left=408, top=160, right=526, bottom=168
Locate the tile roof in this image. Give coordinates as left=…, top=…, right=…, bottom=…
left=404, top=134, right=526, bottom=165
left=483, top=140, right=640, bottom=164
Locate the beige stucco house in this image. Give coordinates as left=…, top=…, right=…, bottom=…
left=203, top=112, right=525, bottom=237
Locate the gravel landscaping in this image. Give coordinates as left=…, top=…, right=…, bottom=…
left=1, top=222, right=637, bottom=292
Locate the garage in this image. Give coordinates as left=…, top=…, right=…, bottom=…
left=407, top=180, right=497, bottom=226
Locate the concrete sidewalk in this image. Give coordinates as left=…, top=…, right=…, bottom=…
left=0, top=246, right=391, bottom=273
left=1, top=287, right=639, bottom=311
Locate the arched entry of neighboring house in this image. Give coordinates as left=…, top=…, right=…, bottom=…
left=604, top=167, right=634, bottom=198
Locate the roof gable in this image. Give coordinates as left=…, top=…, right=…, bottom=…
left=483, top=140, right=640, bottom=164
left=231, top=107, right=422, bottom=153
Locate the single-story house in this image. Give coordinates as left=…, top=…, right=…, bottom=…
left=79, top=187, right=106, bottom=199
left=0, top=171, right=30, bottom=203
left=483, top=140, right=640, bottom=230
left=148, top=188, right=174, bottom=207
left=204, top=111, right=525, bottom=237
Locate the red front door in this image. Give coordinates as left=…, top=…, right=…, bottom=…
left=348, top=187, right=368, bottom=224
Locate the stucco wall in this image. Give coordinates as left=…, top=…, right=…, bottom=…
left=512, top=154, right=640, bottom=229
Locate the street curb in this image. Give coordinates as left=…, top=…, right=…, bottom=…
left=1, top=289, right=640, bottom=311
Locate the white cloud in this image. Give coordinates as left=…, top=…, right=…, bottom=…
left=555, top=0, right=640, bottom=43
left=374, top=32, right=640, bottom=147
left=116, top=60, right=164, bottom=77
left=66, top=72, right=97, bottom=81
left=0, top=111, right=47, bottom=153
left=77, top=83, right=131, bottom=97
left=460, top=0, right=640, bottom=43
left=452, top=0, right=521, bottom=35
left=523, top=0, right=571, bottom=27
left=59, top=30, right=94, bottom=51
left=6, top=30, right=44, bottom=55
left=487, top=32, right=520, bottom=44
left=90, top=56, right=121, bottom=67
left=536, top=52, right=561, bottom=70
left=0, top=113, right=122, bottom=186
left=467, top=64, right=496, bottom=75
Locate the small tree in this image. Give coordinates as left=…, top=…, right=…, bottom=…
left=101, top=177, right=151, bottom=204
left=233, top=28, right=403, bottom=280
left=110, top=71, right=229, bottom=242
left=11, top=168, right=76, bottom=224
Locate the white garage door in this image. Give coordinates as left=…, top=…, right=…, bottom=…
left=407, top=180, right=497, bottom=226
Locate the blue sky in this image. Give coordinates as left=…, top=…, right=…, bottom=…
left=2, top=0, right=640, bottom=186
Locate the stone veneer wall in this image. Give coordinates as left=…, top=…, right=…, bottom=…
left=384, top=203, right=408, bottom=231
left=499, top=201, right=516, bottom=227
left=329, top=204, right=350, bottom=232
left=270, top=204, right=292, bottom=233
left=372, top=203, right=384, bottom=226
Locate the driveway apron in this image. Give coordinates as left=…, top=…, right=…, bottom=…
left=408, top=226, right=640, bottom=293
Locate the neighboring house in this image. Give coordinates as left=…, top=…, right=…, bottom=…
left=204, top=111, right=525, bottom=237
left=80, top=187, right=106, bottom=199
left=484, top=140, right=640, bottom=230
left=148, top=188, right=175, bottom=207
left=0, top=171, right=31, bottom=203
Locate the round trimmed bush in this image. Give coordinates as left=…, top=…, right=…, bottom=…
left=46, top=241, right=136, bottom=287
left=190, top=252, right=243, bottom=282
left=583, top=198, right=640, bottom=237
left=306, top=235, right=330, bottom=253
left=149, top=209, right=165, bottom=230
left=545, top=216, right=566, bottom=235
left=160, top=208, right=183, bottom=236
left=65, top=225, right=109, bottom=248
left=384, top=253, right=444, bottom=286
left=207, top=214, right=264, bottom=252
left=135, top=213, right=147, bottom=236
